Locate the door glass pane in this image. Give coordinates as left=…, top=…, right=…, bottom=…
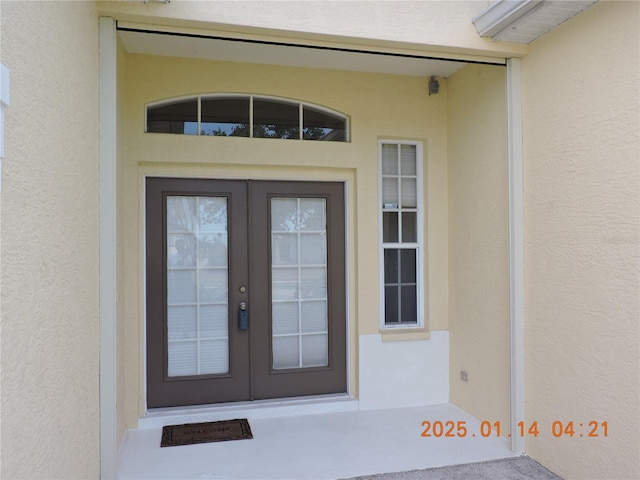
left=166, top=196, right=229, bottom=377
left=273, top=336, right=300, bottom=369
left=167, top=342, right=198, bottom=377
left=167, top=306, right=197, bottom=340
left=302, top=334, right=329, bottom=367
left=272, top=303, right=299, bottom=335
left=271, top=198, right=329, bottom=369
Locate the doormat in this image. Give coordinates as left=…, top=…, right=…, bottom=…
left=161, top=418, right=253, bottom=447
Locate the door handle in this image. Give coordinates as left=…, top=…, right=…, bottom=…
left=238, top=302, right=249, bottom=330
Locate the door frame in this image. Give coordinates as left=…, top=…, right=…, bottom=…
left=144, top=177, right=349, bottom=408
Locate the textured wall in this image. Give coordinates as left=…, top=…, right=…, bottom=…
left=447, top=64, right=510, bottom=432
left=97, top=0, right=525, bottom=59
left=522, top=1, right=640, bottom=479
left=0, top=1, right=100, bottom=478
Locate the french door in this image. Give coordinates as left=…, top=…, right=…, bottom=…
left=146, top=178, right=346, bottom=408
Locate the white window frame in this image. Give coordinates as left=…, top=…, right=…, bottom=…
left=378, top=140, right=425, bottom=330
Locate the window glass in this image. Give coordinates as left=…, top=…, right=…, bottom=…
left=380, top=141, right=421, bottom=327
left=201, top=97, right=250, bottom=137
left=303, top=106, right=347, bottom=141
left=147, top=99, right=198, bottom=135
left=146, top=95, right=348, bottom=142
left=253, top=99, right=300, bottom=139
left=383, top=212, right=399, bottom=243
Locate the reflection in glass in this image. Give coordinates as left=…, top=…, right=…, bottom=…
left=401, top=145, right=417, bottom=175
left=383, top=248, right=418, bottom=325
left=401, top=178, right=417, bottom=208
left=254, top=99, right=299, bottom=139
left=381, top=142, right=420, bottom=326
left=303, top=106, right=346, bottom=141
left=271, top=197, right=329, bottom=369
left=147, top=99, right=198, bottom=135
left=147, top=96, right=348, bottom=141
left=166, top=196, right=230, bottom=377
left=401, top=212, right=417, bottom=243
left=200, top=97, right=250, bottom=137
left=382, top=178, right=399, bottom=207
left=381, top=144, right=398, bottom=175
left=383, top=212, right=399, bottom=243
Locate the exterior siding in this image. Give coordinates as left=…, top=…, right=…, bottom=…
left=0, top=1, right=100, bottom=478
left=447, top=64, right=510, bottom=435
left=522, top=1, right=640, bottom=478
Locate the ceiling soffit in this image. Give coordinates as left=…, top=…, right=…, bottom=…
left=118, top=23, right=508, bottom=79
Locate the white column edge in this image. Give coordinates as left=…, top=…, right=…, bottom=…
left=507, top=57, right=525, bottom=454
left=99, top=16, right=118, bottom=480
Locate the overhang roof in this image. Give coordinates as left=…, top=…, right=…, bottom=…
left=473, top=0, right=598, bottom=44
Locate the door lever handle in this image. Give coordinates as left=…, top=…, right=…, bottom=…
left=238, top=302, right=249, bottom=330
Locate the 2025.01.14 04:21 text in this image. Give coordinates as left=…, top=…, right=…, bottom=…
left=420, top=420, right=609, bottom=438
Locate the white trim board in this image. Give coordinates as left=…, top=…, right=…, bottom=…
left=506, top=57, right=525, bottom=455
left=139, top=394, right=358, bottom=429
left=99, top=16, right=118, bottom=480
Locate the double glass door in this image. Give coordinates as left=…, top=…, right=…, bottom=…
left=146, top=178, right=346, bottom=408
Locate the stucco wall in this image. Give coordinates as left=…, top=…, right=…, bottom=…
left=0, top=1, right=100, bottom=479
left=522, top=1, right=640, bottom=479
left=447, top=64, right=510, bottom=432
left=120, top=53, right=450, bottom=424
left=97, top=0, right=526, bottom=60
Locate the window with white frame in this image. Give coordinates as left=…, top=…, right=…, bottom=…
left=379, top=141, right=423, bottom=328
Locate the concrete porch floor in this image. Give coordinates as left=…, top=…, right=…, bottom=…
left=117, top=402, right=518, bottom=479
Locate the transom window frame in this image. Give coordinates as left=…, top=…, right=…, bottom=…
left=145, top=94, right=350, bottom=142
left=378, top=139, right=425, bottom=330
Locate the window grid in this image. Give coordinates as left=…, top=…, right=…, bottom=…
left=166, top=196, right=229, bottom=376
left=380, top=142, right=423, bottom=328
left=271, top=198, right=329, bottom=369
left=146, top=94, right=349, bottom=142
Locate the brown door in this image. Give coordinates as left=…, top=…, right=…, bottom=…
left=146, top=178, right=347, bottom=408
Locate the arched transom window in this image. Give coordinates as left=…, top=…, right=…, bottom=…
left=146, top=95, right=349, bottom=142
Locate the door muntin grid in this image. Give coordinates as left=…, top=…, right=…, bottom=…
left=166, top=195, right=230, bottom=377
left=270, top=197, right=329, bottom=370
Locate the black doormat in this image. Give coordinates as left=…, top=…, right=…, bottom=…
left=161, top=418, right=253, bottom=447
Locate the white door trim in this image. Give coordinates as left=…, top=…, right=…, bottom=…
left=99, top=16, right=118, bottom=480
left=506, top=57, right=525, bottom=454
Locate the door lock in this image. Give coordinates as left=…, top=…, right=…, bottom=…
left=238, top=302, right=249, bottom=330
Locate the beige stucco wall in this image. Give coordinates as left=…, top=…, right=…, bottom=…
left=120, top=53, right=450, bottom=425
left=447, top=64, right=509, bottom=432
left=0, top=1, right=100, bottom=479
left=522, top=1, right=640, bottom=479
left=98, top=0, right=526, bottom=60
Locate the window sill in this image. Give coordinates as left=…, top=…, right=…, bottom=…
left=380, top=328, right=431, bottom=342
